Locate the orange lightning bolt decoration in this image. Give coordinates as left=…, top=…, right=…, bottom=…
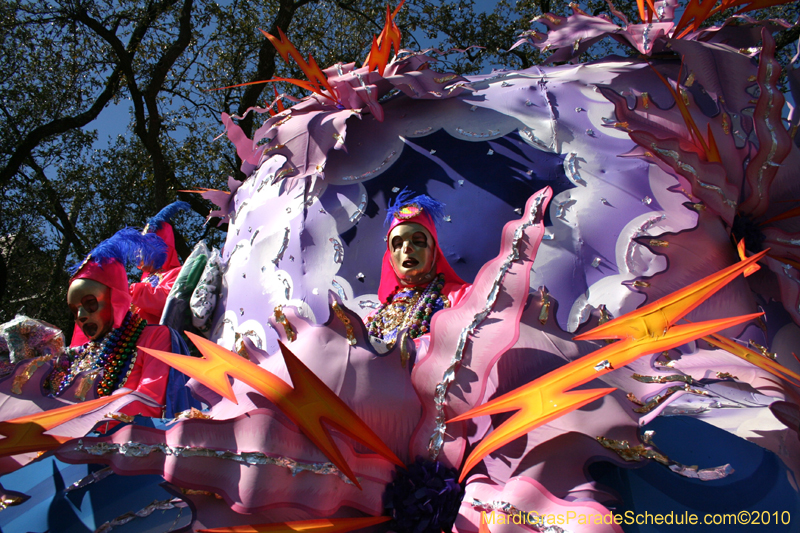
left=197, top=516, right=391, bottom=533
left=140, top=332, right=403, bottom=488
left=451, top=251, right=767, bottom=482
left=703, top=333, right=800, bottom=387
left=0, top=393, right=128, bottom=457
left=364, top=1, right=404, bottom=76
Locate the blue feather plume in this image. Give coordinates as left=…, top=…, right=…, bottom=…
left=146, top=201, right=190, bottom=232
left=385, top=188, right=446, bottom=226
left=70, top=228, right=168, bottom=275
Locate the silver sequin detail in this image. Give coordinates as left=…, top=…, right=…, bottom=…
left=625, top=214, right=666, bottom=273
left=95, top=498, right=182, bottom=533
left=75, top=440, right=355, bottom=484
left=341, top=150, right=397, bottom=181
left=455, top=127, right=500, bottom=139
left=66, top=466, right=115, bottom=492
left=652, top=145, right=736, bottom=208
left=331, top=279, right=347, bottom=300
left=563, top=152, right=586, bottom=186
left=330, top=238, right=344, bottom=264
left=273, top=227, right=290, bottom=266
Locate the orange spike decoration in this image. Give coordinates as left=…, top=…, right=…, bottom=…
left=703, top=332, right=800, bottom=388
left=139, top=332, right=403, bottom=488
left=198, top=516, right=390, bottom=533
left=451, top=250, right=767, bottom=481
left=260, top=28, right=338, bottom=102
left=0, top=393, right=128, bottom=458
left=364, top=1, right=405, bottom=76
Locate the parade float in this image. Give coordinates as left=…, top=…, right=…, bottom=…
left=1, top=0, right=800, bottom=530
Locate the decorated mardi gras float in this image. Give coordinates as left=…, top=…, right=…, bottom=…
left=2, top=0, right=800, bottom=531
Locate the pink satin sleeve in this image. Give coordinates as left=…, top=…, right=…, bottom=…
left=118, top=325, right=173, bottom=417
left=130, top=268, right=180, bottom=325
left=444, top=282, right=471, bottom=308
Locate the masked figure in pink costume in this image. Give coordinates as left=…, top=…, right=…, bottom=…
left=45, top=228, right=178, bottom=418
left=366, top=190, right=470, bottom=351
left=129, top=201, right=190, bottom=325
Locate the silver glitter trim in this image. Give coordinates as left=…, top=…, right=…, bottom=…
left=341, top=150, right=397, bottom=181
left=96, top=498, right=183, bottom=533
left=777, top=237, right=800, bottom=246
left=273, top=227, right=290, bottom=266
left=329, top=238, right=344, bottom=264
left=563, top=152, right=586, bottom=186
left=642, top=23, right=653, bottom=51
left=75, top=440, right=355, bottom=484
left=625, top=214, right=666, bottom=273
left=358, top=299, right=381, bottom=310
left=427, top=192, right=546, bottom=459
left=331, top=279, right=347, bottom=300
left=230, top=200, right=249, bottom=226
left=349, top=192, right=368, bottom=224
left=454, top=126, right=500, bottom=139
left=651, top=146, right=736, bottom=208
left=65, top=466, right=114, bottom=492
left=223, top=242, right=246, bottom=269
left=519, top=128, right=556, bottom=153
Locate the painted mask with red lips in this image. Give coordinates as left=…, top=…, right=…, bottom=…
left=388, top=222, right=437, bottom=286
left=67, top=278, right=115, bottom=341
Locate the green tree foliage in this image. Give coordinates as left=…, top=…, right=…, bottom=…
left=0, top=0, right=797, bottom=334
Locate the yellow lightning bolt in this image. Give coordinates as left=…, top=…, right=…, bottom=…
left=140, top=332, right=403, bottom=488
left=451, top=251, right=766, bottom=482
left=0, top=393, right=128, bottom=457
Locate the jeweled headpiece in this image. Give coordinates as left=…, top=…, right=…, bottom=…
left=385, top=188, right=446, bottom=226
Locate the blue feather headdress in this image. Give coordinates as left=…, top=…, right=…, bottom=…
left=143, top=201, right=190, bottom=233
left=384, top=188, right=446, bottom=226
left=70, top=228, right=168, bottom=276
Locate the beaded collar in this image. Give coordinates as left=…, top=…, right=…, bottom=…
left=366, top=274, right=449, bottom=348
left=46, top=312, right=147, bottom=398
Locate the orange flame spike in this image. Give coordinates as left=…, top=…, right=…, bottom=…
left=736, top=239, right=761, bottom=277
left=574, top=249, right=766, bottom=342
left=674, top=0, right=717, bottom=39
left=706, top=122, right=721, bottom=163
left=451, top=310, right=761, bottom=481
left=365, top=1, right=404, bottom=76
left=260, top=28, right=338, bottom=101
left=140, top=333, right=403, bottom=488
left=635, top=0, right=657, bottom=23
left=274, top=86, right=285, bottom=113
left=759, top=204, right=800, bottom=226
left=704, top=333, right=800, bottom=387
left=0, top=393, right=128, bottom=457
left=197, top=516, right=391, bottom=533
left=649, top=63, right=717, bottom=161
